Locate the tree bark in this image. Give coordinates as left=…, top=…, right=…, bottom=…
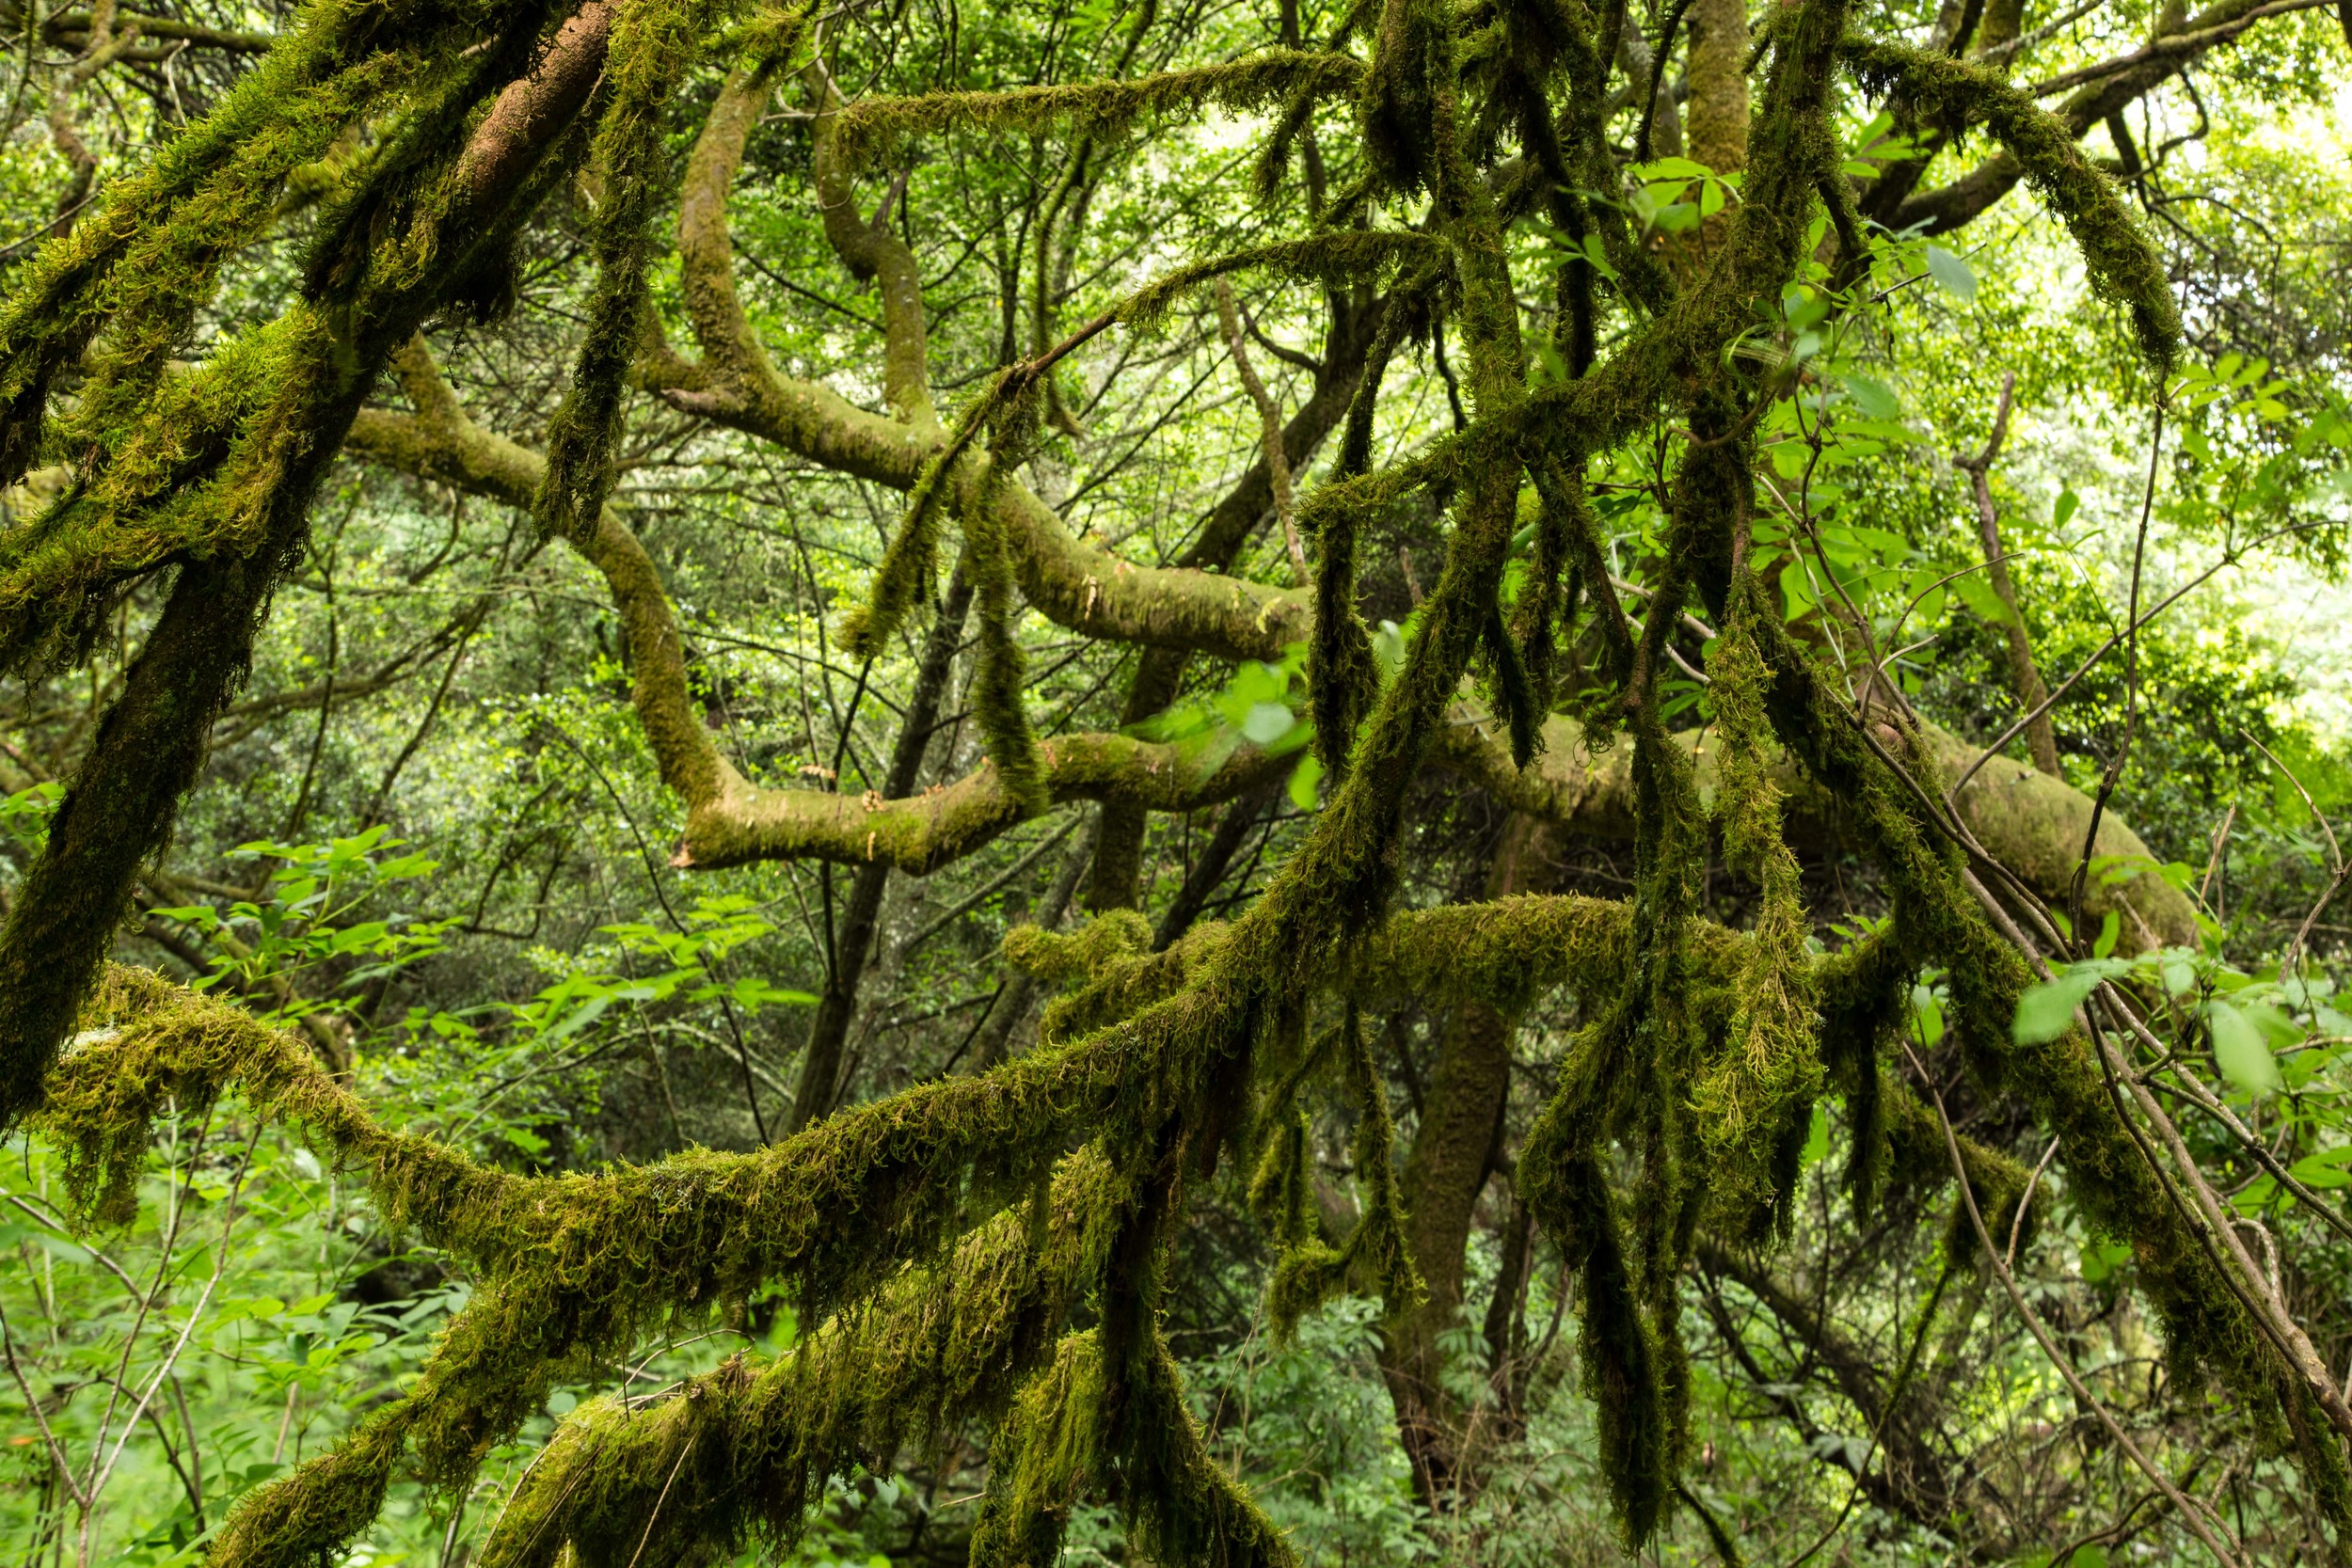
left=1958, top=372, right=2061, bottom=778
left=788, top=572, right=975, bottom=1132
left=0, top=4, right=614, bottom=1129
left=1379, top=812, right=1561, bottom=1510
left=1683, top=0, right=1750, bottom=177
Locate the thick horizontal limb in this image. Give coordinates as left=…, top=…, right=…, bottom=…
left=1439, top=705, right=2198, bottom=950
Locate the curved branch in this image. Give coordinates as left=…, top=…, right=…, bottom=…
left=345, top=353, right=1292, bottom=876
left=342, top=371, right=2207, bottom=931
left=661, top=68, right=1312, bottom=661
left=809, top=67, right=937, bottom=431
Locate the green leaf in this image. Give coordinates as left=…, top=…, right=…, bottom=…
left=2289, top=1148, right=2352, bottom=1190
left=1580, top=232, right=1618, bottom=282
left=1799, top=1103, right=1831, bottom=1168
left=2209, top=1000, right=2284, bottom=1095
left=1634, top=155, right=1714, bottom=181
left=1651, top=201, right=1700, bottom=234
left=2091, top=911, right=2121, bottom=959
left=2053, top=486, right=2078, bottom=529
left=1843, top=373, right=1900, bottom=421
left=2013, top=964, right=2112, bottom=1044
left=2078, top=1239, right=2132, bottom=1283
left=1288, top=753, right=1323, bottom=812
left=1924, top=245, right=1977, bottom=301
left=1242, top=702, right=1295, bottom=746
left=1952, top=571, right=2015, bottom=627
left=502, top=1124, right=552, bottom=1159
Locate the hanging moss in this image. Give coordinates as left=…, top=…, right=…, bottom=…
left=1263, top=1003, right=1422, bottom=1335
left=206, top=1403, right=420, bottom=1568
left=465, top=1148, right=1133, bottom=1568
left=1693, top=578, right=1823, bottom=1242
left=539, top=0, right=796, bottom=545
left=837, top=375, right=999, bottom=659
left=1308, top=278, right=1417, bottom=780
left=0, top=0, right=492, bottom=488
left=970, top=1332, right=1109, bottom=1568
left=1738, top=596, right=2281, bottom=1429
left=1360, top=0, right=1448, bottom=194
left=1838, top=39, right=2181, bottom=373
left=12, top=0, right=2312, bottom=1553
left=0, top=0, right=604, bottom=1140
left=1812, top=922, right=1908, bottom=1213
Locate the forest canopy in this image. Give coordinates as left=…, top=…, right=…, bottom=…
left=0, top=0, right=2350, bottom=1562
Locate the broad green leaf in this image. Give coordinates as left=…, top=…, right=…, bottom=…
left=2209, top=1000, right=2284, bottom=1095
left=1635, top=155, right=1714, bottom=181
left=1242, top=702, right=1296, bottom=745
left=2079, top=1239, right=2132, bottom=1283
left=2013, top=963, right=2115, bottom=1043
left=1924, top=245, right=1977, bottom=301
left=2290, top=1148, right=2352, bottom=1190
left=1952, top=571, right=2015, bottom=626
left=1288, top=752, right=1323, bottom=811
left=1800, top=1103, right=1831, bottom=1168
left=1652, top=200, right=1700, bottom=234
left=1843, top=372, right=1900, bottom=421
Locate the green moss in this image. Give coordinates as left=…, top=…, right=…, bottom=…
left=469, top=1148, right=1133, bottom=1567
left=1693, top=580, right=1823, bottom=1241
left=832, top=51, right=1365, bottom=173
left=1838, top=39, right=2181, bottom=373
left=540, top=0, right=795, bottom=545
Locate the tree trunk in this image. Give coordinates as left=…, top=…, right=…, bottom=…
left=787, top=572, right=975, bottom=1132
left=1683, top=0, right=1751, bottom=178
left=1379, top=812, right=1561, bottom=1510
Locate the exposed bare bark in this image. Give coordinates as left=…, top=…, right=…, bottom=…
left=1956, top=372, right=2061, bottom=778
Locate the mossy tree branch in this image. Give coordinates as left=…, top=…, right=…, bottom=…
left=0, top=0, right=622, bottom=1134
left=345, top=356, right=1299, bottom=877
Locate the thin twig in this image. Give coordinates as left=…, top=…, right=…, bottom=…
left=1213, top=277, right=1308, bottom=587
left=1901, top=1038, right=2246, bottom=1568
